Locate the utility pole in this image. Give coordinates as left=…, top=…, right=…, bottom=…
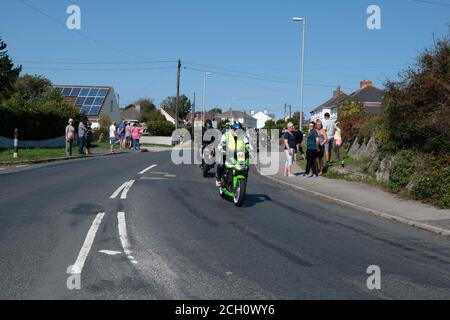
left=289, top=104, right=292, bottom=119
left=192, top=92, right=196, bottom=137
left=175, top=59, right=181, bottom=144
left=284, top=103, right=287, bottom=120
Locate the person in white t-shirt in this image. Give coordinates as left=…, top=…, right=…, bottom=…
left=109, top=122, right=118, bottom=154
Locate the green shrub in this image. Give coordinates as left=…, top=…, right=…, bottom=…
left=147, top=121, right=175, bottom=137
left=412, top=165, right=450, bottom=208
left=388, top=150, right=417, bottom=193
left=0, top=91, right=80, bottom=140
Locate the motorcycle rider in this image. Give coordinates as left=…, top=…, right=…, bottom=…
left=216, top=121, right=251, bottom=187
left=200, top=120, right=214, bottom=168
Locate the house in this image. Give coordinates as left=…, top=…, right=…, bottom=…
left=250, top=109, right=276, bottom=129
left=186, top=112, right=218, bottom=128
left=310, top=86, right=348, bottom=122
left=54, top=85, right=122, bottom=128
left=310, top=80, right=384, bottom=122
left=120, top=106, right=143, bottom=124
left=160, top=108, right=183, bottom=125
left=218, top=109, right=257, bottom=129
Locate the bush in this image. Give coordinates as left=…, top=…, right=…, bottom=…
left=147, top=121, right=175, bottom=137
left=381, top=39, right=450, bottom=155
left=412, top=165, right=450, bottom=208
left=388, top=150, right=417, bottom=193
left=0, top=91, right=80, bottom=140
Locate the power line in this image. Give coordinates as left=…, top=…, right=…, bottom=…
left=20, top=66, right=177, bottom=72
left=16, top=0, right=165, bottom=62
left=184, top=66, right=353, bottom=90
left=411, top=0, right=450, bottom=6
left=15, top=60, right=177, bottom=65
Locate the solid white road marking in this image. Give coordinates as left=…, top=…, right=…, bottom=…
left=117, top=212, right=138, bottom=265
left=140, top=177, right=168, bottom=181
left=120, top=180, right=135, bottom=200
left=69, top=212, right=105, bottom=274
left=139, top=164, right=157, bottom=175
left=99, top=250, right=122, bottom=256
left=110, top=181, right=129, bottom=199
left=0, top=168, right=5, bottom=171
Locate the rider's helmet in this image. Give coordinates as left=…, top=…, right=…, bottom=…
left=231, top=121, right=243, bottom=131
left=204, top=119, right=213, bottom=130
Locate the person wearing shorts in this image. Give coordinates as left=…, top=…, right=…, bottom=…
left=283, top=122, right=297, bottom=177
left=323, top=113, right=336, bottom=164
left=109, top=122, right=118, bottom=154
left=334, top=122, right=343, bottom=163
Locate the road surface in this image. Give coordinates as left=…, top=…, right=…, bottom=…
left=1, top=151, right=450, bottom=299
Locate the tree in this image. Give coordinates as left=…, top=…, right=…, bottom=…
left=209, top=107, right=223, bottom=115
left=135, top=98, right=156, bottom=113
left=15, top=75, right=52, bottom=99
left=143, top=109, right=166, bottom=122
left=147, top=121, right=175, bottom=137
left=382, top=38, right=450, bottom=154
left=0, top=37, right=22, bottom=101
left=263, top=119, right=277, bottom=130
left=338, top=100, right=364, bottom=120
left=160, top=95, right=191, bottom=120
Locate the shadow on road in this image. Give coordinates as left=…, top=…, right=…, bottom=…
left=242, top=194, right=272, bottom=208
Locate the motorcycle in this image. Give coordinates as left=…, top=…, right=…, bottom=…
left=219, top=150, right=250, bottom=207
left=200, top=146, right=216, bottom=178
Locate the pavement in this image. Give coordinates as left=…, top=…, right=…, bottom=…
left=256, top=151, right=450, bottom=236
left=1, top=149, right=450, bottom=299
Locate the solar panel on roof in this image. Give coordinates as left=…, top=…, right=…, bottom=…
left=98, top=88, right=108, bottom=97
left=94, top=97, right=103, bottom=105
left=84, top=97, right=95, bottom=106
left=88, top=88, right=99, bottom=97
left=70, top=88, right=81, bottom=96
left=80, top=106, right=90, bottom=114
left=61, top=88, right=72, bottom=96
left=80, top=88, right=90, bottom=96
left=88, top=106, right=101, bottom=116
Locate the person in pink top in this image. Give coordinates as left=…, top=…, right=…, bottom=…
left=315, top=119, right=328, bottom=176
left=131, top=123, right=144, bottom=151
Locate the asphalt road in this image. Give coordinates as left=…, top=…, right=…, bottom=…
left=1, top=150, right=450, bottom=299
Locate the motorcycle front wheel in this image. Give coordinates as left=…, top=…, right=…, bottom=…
left=233, top=179, right=247, bottom=207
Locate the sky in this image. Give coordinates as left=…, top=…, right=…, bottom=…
left=1, top=0, right=449, bottom=119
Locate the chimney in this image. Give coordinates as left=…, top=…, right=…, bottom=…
left=135, top=104, right=141, bottom=113
left=333, top=86, right=342, bottom=97
left=360, top=80, right=373, bottom=89
left=264, top=109, right=268, bottom=115
left=250, top=110, right=255, bottom=116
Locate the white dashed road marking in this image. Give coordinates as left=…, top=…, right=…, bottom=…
left=117, top=212, right=138, bottom=265
left=139, top=164, right=157, bottom=175
left=68, top=212, right=105, bottom=275
left=110, top=181, right=129, bottom=199
left=99, top=250, right=122, bottom=256
left=110, top=180, right=135, bottom=200
left=120, top=180, right=135, bottom=200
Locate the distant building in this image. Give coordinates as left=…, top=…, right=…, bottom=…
left=310, top=81, right=384, bottom=122
left=186, top=112, right=218, bottom=128
left=54, top=85, right=122, bottom=128
left=120, top=106, right=143, bottom=124
left=218, top=109, right=257, bottom=129
left=250, top=109, right=276, bottom=129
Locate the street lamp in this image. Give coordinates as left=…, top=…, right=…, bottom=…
left=292, top=16, right=306, bottom=127
left=202, top=72, right=213, bottom=125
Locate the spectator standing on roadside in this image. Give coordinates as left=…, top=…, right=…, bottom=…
left=78, top=117, right=88, bottom=156
left=109, top=121, right=118, bottom=154
left=132, top=123, right=144, bottom=151
left=125, top=121, right=132, bottom=149
left=323, top=113, right=336, bottom=165
left=85, top=122, right=94, bottom=155
left=303, top=121, right=320, bottom=178
left=65, top=118, right=75, bottom=156
left=334, top=122, right=344, bottom=166
left=315, top=119, right=328, bottom=176
left=283, top=122, right=297, bottom=177
left=118, top=120, right=127, bottom=150
left=293, top=125, right=305, bottom=161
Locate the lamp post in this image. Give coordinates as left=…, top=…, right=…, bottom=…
left=202, top=72, right=213, bottom=125
left=292, top=16, right=306, bottom=127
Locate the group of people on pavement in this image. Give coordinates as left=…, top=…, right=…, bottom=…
left=109, top=120, right=144, bottom=154
left=65, top=117, right=94, bottom=157
left=65, top=118, right=144, bottom=156
left=284, top=113, right=343, bottom=178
